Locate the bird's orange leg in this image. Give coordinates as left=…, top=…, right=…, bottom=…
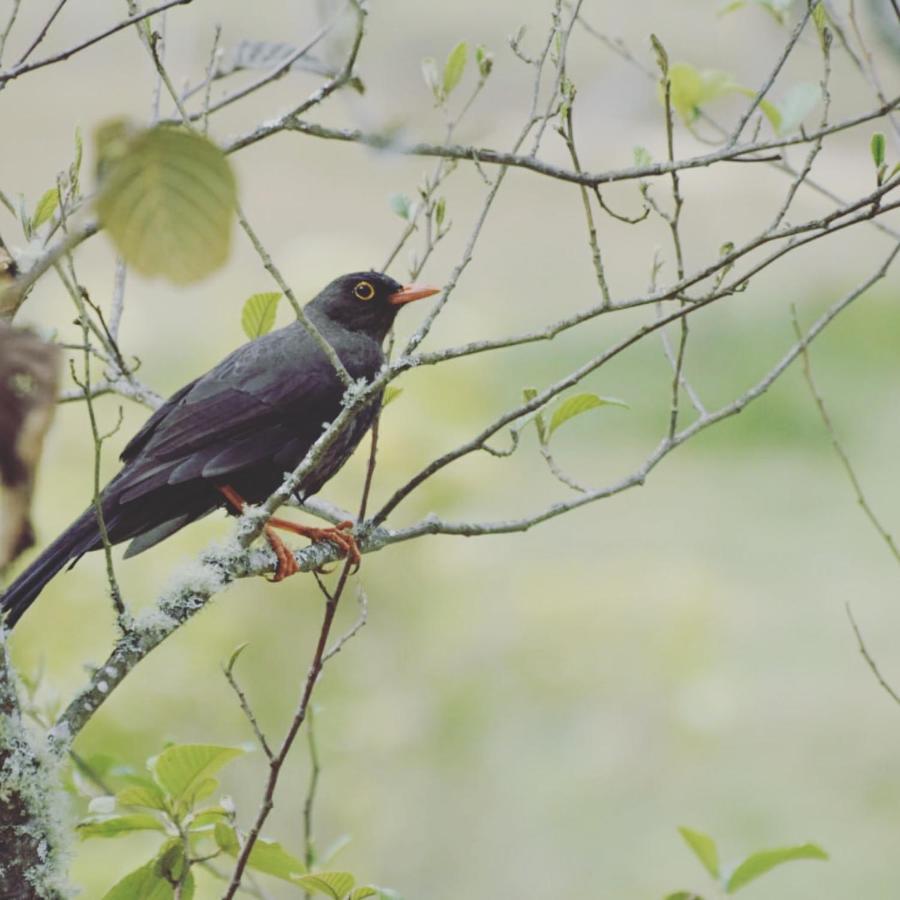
left=217, top=485, right=360, bottom=579
left=267, top=516, right=361, bottom=569
left=217, top=485, right=299, bottom=582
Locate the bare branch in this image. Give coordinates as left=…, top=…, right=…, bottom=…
left=0, top=0, right=195, bottom=86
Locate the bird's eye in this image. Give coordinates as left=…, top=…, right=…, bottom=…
left=353, top=281, right=375, bottom=301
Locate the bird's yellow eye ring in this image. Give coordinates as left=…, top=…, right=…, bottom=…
left=353, top=280, right=375, bottom=301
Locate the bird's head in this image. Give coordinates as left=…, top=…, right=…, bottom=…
left=309, top=271, right=439, bottom=342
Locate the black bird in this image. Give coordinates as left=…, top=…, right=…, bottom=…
left=0, top=271, right=438, bottom=628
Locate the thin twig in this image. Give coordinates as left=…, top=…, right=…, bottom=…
left=791, top=306, right=900, bottom=564
left=847, top=605, right=900, bottom=707
left=15, top=0, right=70, bottom=66
left=0, top=0, right=194, bottom=86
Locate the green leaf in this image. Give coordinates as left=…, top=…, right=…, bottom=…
left=293, top=872, right=355, bottom=899
left=754, top=96, right=781, bottom=131
left=442, top=41, right=468, bottom=97
left=677, top=826, right=720, bottom=879
left=773, top=82, right=820, bottom=135
left=668, top=63, right=737, bottom=123
left=548, top=392, right=628, bottom=438
left=95, top=122, right=238, bottom=285
left=349, top=889, right=379, bottom=900
left=117, top=781, right=168, bottom=812
left=151, top=744, right=245, bottom=811
left=382, top=386, right=403, bottom=408
left=156, top=840, right=187, bottom=883
left=225, top=641, right=250, bottom=675
left=214, top=822, right=240, bottom=854
left=812, top=1, right=828, bottom=39
left=188, top=805, right=231, bottom=829
left=717, top=0, right=747, bottom=14
left=181, top=871, right=196, bottom=900
left=475, top=44, right=493, bottom=79
left=215, top=823, right=308, bottom=882
left=70, top=125, right=84, bottom=194
left=665, top=893, right=705, bottom=900
left=389, top=193, right=412, bottom=220
left=241, top=292, right=281, bottom=340
left=726, top=843, right=828, bottom=893
left=871, top=132, right=886, bottom=168
left=434, top=197, right=446, bottom=228
left=78, top=813, right=166, bottom=839
left=31, top=188, right=58, bottom=230
left=245, top=837, right=309, bottom=881
left=101, top=860, right=173, bottom=900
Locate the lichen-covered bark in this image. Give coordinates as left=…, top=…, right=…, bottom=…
left=0, top=636, right=70, bottom=899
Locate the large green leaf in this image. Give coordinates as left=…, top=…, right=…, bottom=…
left=548, top=392, right=628, bottom=438
left=101, top=860, right=173, bottom=900
left=293, top=872, right=355, bottom=899
left=241, top=292, right=281, bottom=340
left=117, top=777, right=168, bottom=812
left=726, top=843, right=828, bottom=893
left=151, top=744, right=245, bottom=809
left=78, top=813, right=166, bottom=839
left=215, top=823, right=308, bottom=882
left=677, top=827, right=720, bottom=879
left=95, top=122, right=237, bottom=284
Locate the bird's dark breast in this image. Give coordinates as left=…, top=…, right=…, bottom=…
left=226, top=391, right=382, bottom=504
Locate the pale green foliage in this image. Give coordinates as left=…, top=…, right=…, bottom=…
left=389, top=193, right=413, bottom=220
left=95, top=122, right=237, bottom=285
left=763, top=82, right=821, bottom=135
left=672, top=826, right=827, bottom=896
left=548, top=392, right=628, bottom=437
left=30, top=188, right=59, bottom=231
left=75, top=742, right=390, bottom=898
left=726, top=844, right=829, bottom=892
left=241, top=291, right=282, bottom=340
left=519, top=389, right=627, bottom=448
left=677, top=826, right=719, bottom=878
left=382, top=385, right=403, bottom=408
left=871, top=132, right=886, bottom=168
left=442, top=41, right=468, bottom=96
left=422, top=40, right=469, bottom=104
left=665, top=60, right=820, bottom=134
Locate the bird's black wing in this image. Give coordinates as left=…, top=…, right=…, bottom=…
left=112, top=326, right=340, bottom=503
left=120, top=377, right=199, bottom=462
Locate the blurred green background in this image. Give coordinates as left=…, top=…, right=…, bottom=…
left=3, top=0, right=900, bottom=897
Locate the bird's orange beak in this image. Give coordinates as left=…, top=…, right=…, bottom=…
left=388, top=283, right=440, bottom=305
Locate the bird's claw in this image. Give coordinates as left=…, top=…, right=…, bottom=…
left=308, top=520, right=361, bottom=573
left=264, top=525, right=300, bottom=582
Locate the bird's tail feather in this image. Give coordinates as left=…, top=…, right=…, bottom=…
left=1, top=509, right=99, bottom=629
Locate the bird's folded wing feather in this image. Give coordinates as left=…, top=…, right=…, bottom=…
left=113, top=331, right=338, bottom=502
